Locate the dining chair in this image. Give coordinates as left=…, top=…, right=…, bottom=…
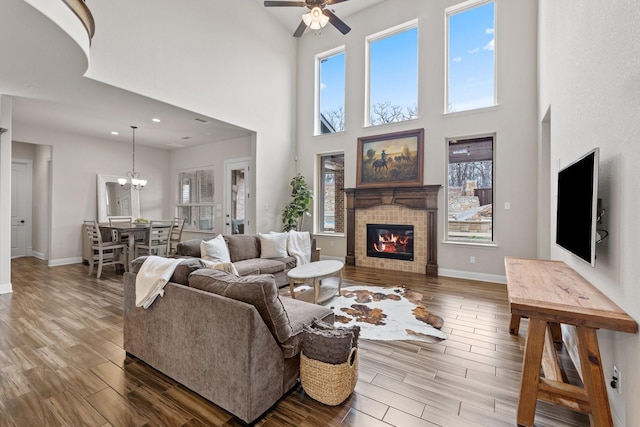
left=108, top=216, right=133, bottom=243
left=134, top=220, right=174, bottom=258
left=166, top=217, right=186, bottom=255
left=84, top=220, right=128, bottom=278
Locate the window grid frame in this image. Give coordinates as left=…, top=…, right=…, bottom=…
left=365, top=19, right=419, bottom=128
left=444, top=0, right=497, bottom=115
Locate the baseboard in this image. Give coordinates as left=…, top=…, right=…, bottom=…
left=439, top=268, right=506, bottom=284
left=32, top=251, right=46, bottom=260
left=0, top=282, right=13, bottom=294
left=48, top=257, right=83, bottom=267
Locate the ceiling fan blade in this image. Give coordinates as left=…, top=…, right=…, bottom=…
left=264, top=1, right=306, bottom=6
left=293, top=20, right=307, bottom=37
left=323, top=9, right=351, bottom=35
left=326, top=0, right=349, bottom=4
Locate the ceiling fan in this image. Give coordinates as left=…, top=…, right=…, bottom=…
left=264, top=0, right=352, bottom=37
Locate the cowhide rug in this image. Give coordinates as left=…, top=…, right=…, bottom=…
left=286, top=284, right=447, bottom=343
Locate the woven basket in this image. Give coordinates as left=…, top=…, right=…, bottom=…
left=300, top=347, right=358, bottom=406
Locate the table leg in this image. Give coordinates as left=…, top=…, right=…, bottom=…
left=576, top=326, right=613, bottom=426
left=289, top=279, right=296, bottom=299
left=313, top=277, right=319, bottom=304
left=338, top=268, right=343, bottom=296
left=128, top=234, right=136, bottom=271
left=517, top=318, right=547, bottom=427
left=510, top=314, right=522, bottom=335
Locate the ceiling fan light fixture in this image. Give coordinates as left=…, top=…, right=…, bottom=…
left=302, top=7, right=329, bottom=30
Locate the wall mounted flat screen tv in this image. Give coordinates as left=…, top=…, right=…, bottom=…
left=555, top=148, right=599, bottom=267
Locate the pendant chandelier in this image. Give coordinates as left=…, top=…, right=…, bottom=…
left=118, top=125, right=147, bottom=190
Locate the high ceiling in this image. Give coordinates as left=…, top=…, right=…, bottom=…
left=1, top=0, right=381, bottom=150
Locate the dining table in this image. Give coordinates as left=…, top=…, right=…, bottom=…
left=99, top=222, right=149, bottom=268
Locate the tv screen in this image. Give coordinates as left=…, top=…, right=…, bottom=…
left=555, top=148, right=599, bottom=266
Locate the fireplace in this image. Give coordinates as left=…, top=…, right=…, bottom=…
left=344, top=185, right=441, bottom=276
left=367, top=224, right=414, bottom=261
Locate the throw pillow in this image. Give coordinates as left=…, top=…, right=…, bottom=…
left=201, top=259, right=239, bottom=276
left=259, top=232, right=288, bottom=258
left=200, top=234, right=231, bottom=264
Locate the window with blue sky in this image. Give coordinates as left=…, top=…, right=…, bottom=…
left=447, top=1, right=495, bottom=113
left=318, top=49, right=345, bottom=134
left=367, top=23, right=418, bottom=126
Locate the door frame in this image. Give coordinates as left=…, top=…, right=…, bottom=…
left=223, top=157, right=251, bottom=235
left=11, top=158, right=33, bottom=258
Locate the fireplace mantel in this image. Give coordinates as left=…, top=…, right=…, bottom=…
left=344, top=185, right=441, bottom=277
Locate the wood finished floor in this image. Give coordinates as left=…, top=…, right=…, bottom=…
left=1, top=257, right=590, bottom=426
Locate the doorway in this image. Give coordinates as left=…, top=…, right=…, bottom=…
left=224, top=158, right=250, bottom=235
left=11, top=159, right=32, bottom=258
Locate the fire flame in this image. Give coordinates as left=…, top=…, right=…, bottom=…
left=373, top=232, right=410, bottom=253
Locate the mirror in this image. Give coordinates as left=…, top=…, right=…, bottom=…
left=97, top=174, right=140, bottom=223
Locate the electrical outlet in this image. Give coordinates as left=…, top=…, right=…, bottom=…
left=470, top=256, right=476, bottom=264
left=613, top=365, right=622, bottom=395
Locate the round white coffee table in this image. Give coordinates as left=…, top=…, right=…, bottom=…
left=287, top=260, right=344, bottom=304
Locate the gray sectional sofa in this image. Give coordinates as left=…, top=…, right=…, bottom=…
left=123, top=258, right=333, bottom=424
left=174, top=234, right=319, bottom=288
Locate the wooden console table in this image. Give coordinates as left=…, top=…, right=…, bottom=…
left=505, top=257, right=637, bottom=427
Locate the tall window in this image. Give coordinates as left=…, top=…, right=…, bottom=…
left=317, top=48, right=345, bottom=135
left=367, top=22, right=418, bottom=126
left=447, top=136, right=494, bottom=243
left=176, top=167, right=215, bottom=232
left=318, top=153, right=344, bottom=234
left=446, top=0, right=495, bottom=113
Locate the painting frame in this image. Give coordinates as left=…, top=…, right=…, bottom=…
left=356, top=128, right=424, bottom=188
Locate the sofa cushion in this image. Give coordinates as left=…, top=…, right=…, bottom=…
left=259, top=232, right=288, bottom=258
left=233, top=258, right=286, bottom=276
left=224, top=234, right=261, bottom=262
left=279, top=297, right=335, bottom=358
left=201, top=259, right=240, bottom=276
left=188, top=269, right=293, bottom=344
left=201, top=235, right=231, bottom=263
left=131, top=256, right=204, bottom=286
left=232, top=260, right=261, bottom=276
left=176, top=239, right=203, bottom=257
left=272, top=256, right=297, bottom=270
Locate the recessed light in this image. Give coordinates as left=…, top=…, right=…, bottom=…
left=111, top=131, right=119, bottom=135
left=152, top=118, right=161, bottom=123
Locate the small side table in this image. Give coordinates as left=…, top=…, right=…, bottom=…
left=288, top=260, right=344, bottom=304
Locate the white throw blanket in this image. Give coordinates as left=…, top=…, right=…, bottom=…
left=287, top=230, right=311, bottom=266
left=135, top=256, right=182, bottom=309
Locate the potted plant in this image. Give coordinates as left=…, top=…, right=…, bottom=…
left=282, top=174, right=313, bottom=232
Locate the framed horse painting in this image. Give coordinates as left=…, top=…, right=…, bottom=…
left=356, top=128, right=424, bottom=188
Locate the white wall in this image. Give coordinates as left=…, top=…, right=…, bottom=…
left=0, top=95, right=12, bottom=293
left=295, top=0, right=539, bottom=280
left=170, top=135, right=252, bottom=239
left=85, top=0, right=299, bottom=233
left=33, top=144, right=51, bottom=259
left=539, top=1, right=640, bottom=425
left=12, top=123, right=171, bottom=265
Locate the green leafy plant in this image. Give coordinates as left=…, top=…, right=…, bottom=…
left=282, top=174, right=313, bottom=232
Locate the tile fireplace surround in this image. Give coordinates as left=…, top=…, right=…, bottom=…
left=344, top=185, right=441, bottom=277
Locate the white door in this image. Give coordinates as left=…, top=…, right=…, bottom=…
left=11, top=160, right=32, bottom=258
left=224, top=158, right=250, bottom=235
